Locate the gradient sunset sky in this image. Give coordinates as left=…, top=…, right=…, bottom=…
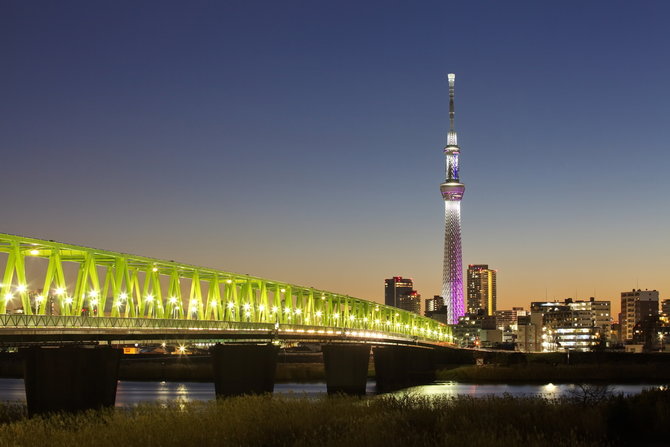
left=2, top=1, right=669, bottom=316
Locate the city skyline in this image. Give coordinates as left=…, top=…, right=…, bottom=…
left=2, top=1, right=669, bottom=317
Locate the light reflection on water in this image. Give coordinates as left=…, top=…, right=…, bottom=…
left=391, top=382, right=662, bottom=398
left=0, top=379, right=663, bottom=407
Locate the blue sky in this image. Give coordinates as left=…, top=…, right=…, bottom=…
left=2, top=1, right=669, bottom=315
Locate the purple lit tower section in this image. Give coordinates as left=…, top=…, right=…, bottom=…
left=440, top=73, right=465, bottom=324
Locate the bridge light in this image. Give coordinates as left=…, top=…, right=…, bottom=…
left=374, top=306, right=379, bottom=312
left=395, top=313, right=399, bottom=317
left=226, top=279, right=232, bottom=284
left=245, top=311, right=251, bottom=318
left=258, top=304, right=265, bottom=312
left=227, top=302, right=235, bottom=309
left=4, top=293, right=13, bottom=301
left=35, top=295, right=44, bottom=303
left=385, top=320, right=391, bottom=326
left=295, top=308, right=302, bottom=315
left=30, top=249, right=39, bottom=255
left=178, top=345, right=186, bottom=354
left=280, top=288, right=286, bottom=293
left=16, top=285, right=27, bottom=294
left=114, top=301, right=122, bottom=307
left=55, top=287, right=65, bottom=296
left=119, top=292, right=128, bottom=300
left=333, top=313, right=340, bottom=319
left=283, top=307, right=291, bottom=314
left=243, top=303, right=251, bottom=311
left=90, top=298, right=99, bottom=306
left=362, top=317, right=368, bottom=323
left=169, top=297, right=178, bottom=304
left=89, top=290, right=98, bottom=298
left=65, top=297, right=73, bottom=304
left=321, top=295, right=325, bottom=300
left=315, top=311, right=322, bottom=317
left=271, top=306, right=278, bottom=313
left=152, top=267, right=158, bottom=272
left=210, top=299, right=217, bottom=306
left=375, top=319, right=380, bottom=325
left=349, top=315, right=355, bottom=321
left=146, top=294, right=154, bottom=302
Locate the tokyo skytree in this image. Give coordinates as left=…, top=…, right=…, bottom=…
left=440, top=73, right=465, bottom=324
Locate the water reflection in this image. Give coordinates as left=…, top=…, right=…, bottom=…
left=118, top=381, right=214, bottom=405
left=392, top=381, right=665, bottom=399
left=0, top=378, right=663, bottom=406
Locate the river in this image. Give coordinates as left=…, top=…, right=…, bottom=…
left=0, top=379, right=664, bottom=406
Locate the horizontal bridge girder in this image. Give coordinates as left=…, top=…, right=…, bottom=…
left=0, top=233, right=453, bottom=343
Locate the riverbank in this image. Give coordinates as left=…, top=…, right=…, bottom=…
left=0, top=352, right=375, bottom=382
left=0, top=388, right=667, bottom=446
left=437, top=363, right=670, bottom=383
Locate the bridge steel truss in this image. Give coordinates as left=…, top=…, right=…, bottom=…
left=0, top=233, right=452, bottom=343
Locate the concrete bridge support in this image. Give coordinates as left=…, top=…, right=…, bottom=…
left=210, top=344, right=279, bottom=397
left=21, top=346, right=121, bottom=415
left=322, top=344, right=370, bottom=395
left=373, top=346, right=436, bottom=392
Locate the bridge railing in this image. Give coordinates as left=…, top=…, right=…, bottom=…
left=0, top=314, right=440, bottom=344
left=0, top=233, right=453, bottom=343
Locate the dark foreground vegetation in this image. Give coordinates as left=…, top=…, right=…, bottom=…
left=0, top=388, right=667, bottom=447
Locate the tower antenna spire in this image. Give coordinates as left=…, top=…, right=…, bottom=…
left=447, top=73, right=457, bottom=147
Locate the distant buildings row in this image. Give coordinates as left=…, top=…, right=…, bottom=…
left=385, top=265, right=497, bottom=319
left=385, top=268, right=668, bottom=353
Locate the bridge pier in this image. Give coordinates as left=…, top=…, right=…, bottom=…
left=373, top=346, right=435, bottom=392
left=21, top=346, right=121, bottom=415
left=210, top=343, right=279, bottom=397
left=322, top=344, right=370, bottom=395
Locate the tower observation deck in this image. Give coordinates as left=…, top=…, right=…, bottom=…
left=440, top=73, right=465, bottom=324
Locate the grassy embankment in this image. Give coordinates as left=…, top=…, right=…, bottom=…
left=0, top=388, right=668, bottom=446
left=436, top=351, right=670, bottom=383
left=437, top=363, right=670, bottom=383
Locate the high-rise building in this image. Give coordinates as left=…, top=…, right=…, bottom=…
left=517, top=313, right=543, bottom=352
left=495, top=306, right=525, bottom=330
left=425, top=295, right=444, bottom=313
left=384, top=276, right=421, bottom=314
left=399, top=291, right=421, bottom=315
left=661, top=299, right=670, bottom=323
left=569, top=298, right=611, bottom=340
left=621, top=289, right=659, bottom=342
left=440, top=73, right=465, bottom=324
left=466, top=264, right=497, bottom=316
left=526, top=298, right=612, bottom=352
left=425, top=295, right=449, bottom=323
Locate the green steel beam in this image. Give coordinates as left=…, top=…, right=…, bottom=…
left=0, top=233, right=453, bottom=343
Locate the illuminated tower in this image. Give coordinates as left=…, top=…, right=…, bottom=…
left=440, top=73, right=465, bottom=324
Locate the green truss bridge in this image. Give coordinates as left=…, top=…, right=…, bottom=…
left=0, top=233, right=452, bottom=345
